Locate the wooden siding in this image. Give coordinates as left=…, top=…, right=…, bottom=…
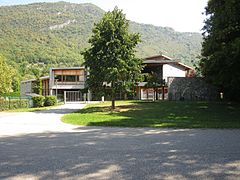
left=42, top=79, right=49, bottom=96
left=53, top=69, right=84, bottom=75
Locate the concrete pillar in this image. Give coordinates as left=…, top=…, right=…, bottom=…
left=87, top=90, right=91, bottom=102
left=84, top=93, right=86, bottom=103
left=64, top=91, right=66, bottom=104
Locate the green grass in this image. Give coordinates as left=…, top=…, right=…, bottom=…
left=62, top=100, right=240, bottom=128
left=5, top=102, right=64, bottom=112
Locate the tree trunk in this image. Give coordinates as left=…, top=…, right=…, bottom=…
left=124, top=93, right=127, bottom=100
left=156, top=88, right=158, bottom=100
left=162, top=86, right=165, bottom=100
left=153, top=88, right=155, bottom=101
left=112, top=98, right=115, bottom=109
left=111, top=82, right=115, bottom=109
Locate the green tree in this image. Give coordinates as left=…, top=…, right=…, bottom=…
left=145, top=72, right=166, bottom=100
left=0, top=55, right=15, bottom=95
left=32, top=67, right=43, bottom=95
left=200, top=0, right=240, bottom=101
left=82, top=7, right=142, bottom=109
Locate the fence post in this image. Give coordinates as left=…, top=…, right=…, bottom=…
left=28, top=97, right=31, bottom=108
left=8, top=97, right=10, bottom=110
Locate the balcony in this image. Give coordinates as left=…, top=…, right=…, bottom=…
left=54, top=81, right=85, bottom=86
left=52, top=81, right=85, bottom=90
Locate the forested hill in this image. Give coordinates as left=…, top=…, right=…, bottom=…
left=0, top=1, right=202, bottom=78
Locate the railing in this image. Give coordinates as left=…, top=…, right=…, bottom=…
left=54, top=81, right=85, bottom=86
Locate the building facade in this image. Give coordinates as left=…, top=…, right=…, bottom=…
left=136, top=54, right=194, bottom=100
left=21, top=67, right=89, bottom=102
left=20, top=54, right=194, bottom=102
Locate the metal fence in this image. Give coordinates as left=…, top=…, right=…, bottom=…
left=0, top=96, right=32, bottom=111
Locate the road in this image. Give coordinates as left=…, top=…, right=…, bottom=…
left=0, top=104, right=239, bottom=179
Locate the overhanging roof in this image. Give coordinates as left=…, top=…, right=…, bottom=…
left=144, top=54, right=194, bottom=70
left=21, top=76, right=49, bottom=83
left=51, top=67, right=85, bottom=70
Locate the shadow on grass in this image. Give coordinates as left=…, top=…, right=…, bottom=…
left=69, top=101, right=240, bottom=128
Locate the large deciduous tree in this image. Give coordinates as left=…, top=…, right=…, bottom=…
left=82, top=7, right=142, bottom=109
left=200, top=0, right=240, bottom=101
left=0, top=55, right=15, bottom=95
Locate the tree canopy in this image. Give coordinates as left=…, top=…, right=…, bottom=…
left=0, top=55, right=15, bottom=95
left=82, top=7, right=142, bottom=109
left=200, top=0, right=240, bottom=101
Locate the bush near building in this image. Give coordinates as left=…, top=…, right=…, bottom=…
left=32, top=96, right=45, bottom=107
left=44, top=96, right=57, bottom=106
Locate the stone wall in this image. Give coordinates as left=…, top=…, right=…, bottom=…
left=168, top=77, right=219, bottom=101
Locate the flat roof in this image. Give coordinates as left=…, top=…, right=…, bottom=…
left=21, top=76, right=50, bottom=83
left=51, top=67, right=85, bottom=70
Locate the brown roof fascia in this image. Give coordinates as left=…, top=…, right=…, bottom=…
left=145, top=54, right=172, bottom=60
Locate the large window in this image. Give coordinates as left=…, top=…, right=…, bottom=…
left=65, top=75, right=76, bottom=82
left=54, top=74, right=84, bottom=83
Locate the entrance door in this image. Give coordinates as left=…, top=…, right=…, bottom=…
left=64, top=91, right=83, bottom=103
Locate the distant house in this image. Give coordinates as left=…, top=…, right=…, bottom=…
left=136, top=54, right=194, bottom=100
left=20, top=54, right=194, bottom=102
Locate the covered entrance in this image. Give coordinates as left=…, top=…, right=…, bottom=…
left=64, top=91, right=84, bottom=103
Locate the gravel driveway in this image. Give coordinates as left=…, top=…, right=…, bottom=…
left=0, top=104, right=240, bottom=179
left=0, top=103, right=86, bottom=136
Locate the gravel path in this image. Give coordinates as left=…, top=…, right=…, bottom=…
left=0, top=103, right=86, bottom=136
left=0, top=104, right=240, bottom=179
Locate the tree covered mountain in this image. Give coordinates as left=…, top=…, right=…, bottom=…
left=0, top=1, right=202, bottom=79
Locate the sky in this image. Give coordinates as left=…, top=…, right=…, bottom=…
left=0, top=0, right=209, bottom=32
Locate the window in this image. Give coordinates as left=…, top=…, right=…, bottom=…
left=54, top=75, right=62, bottom=82
left=65, top=75, right=76, bottom=82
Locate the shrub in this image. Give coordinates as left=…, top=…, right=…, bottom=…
left=44, top=96, right=57, bottom=106
left=32, top=96, right=45, bottom=107
left=0, top=99, right=29, bottom=111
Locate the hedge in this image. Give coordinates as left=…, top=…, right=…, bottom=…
left=44, top=96, right=57, bottom=106
left=0, top=99, right=29, bottom=111
left=32, top=96, right=45, bottom=107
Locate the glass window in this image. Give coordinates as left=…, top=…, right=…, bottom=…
left=54, top=75, right=62, bottom=82
left=65, top=75, right=76, bottom=82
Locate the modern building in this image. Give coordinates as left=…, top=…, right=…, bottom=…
left=21, top=67, right=89, bottom=102
left=20, top=54, right=194, bottom=102
left=136, top=54, right=194, bottom=100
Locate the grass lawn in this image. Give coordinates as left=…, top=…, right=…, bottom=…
left=62, top=100, right=240, bottom=128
